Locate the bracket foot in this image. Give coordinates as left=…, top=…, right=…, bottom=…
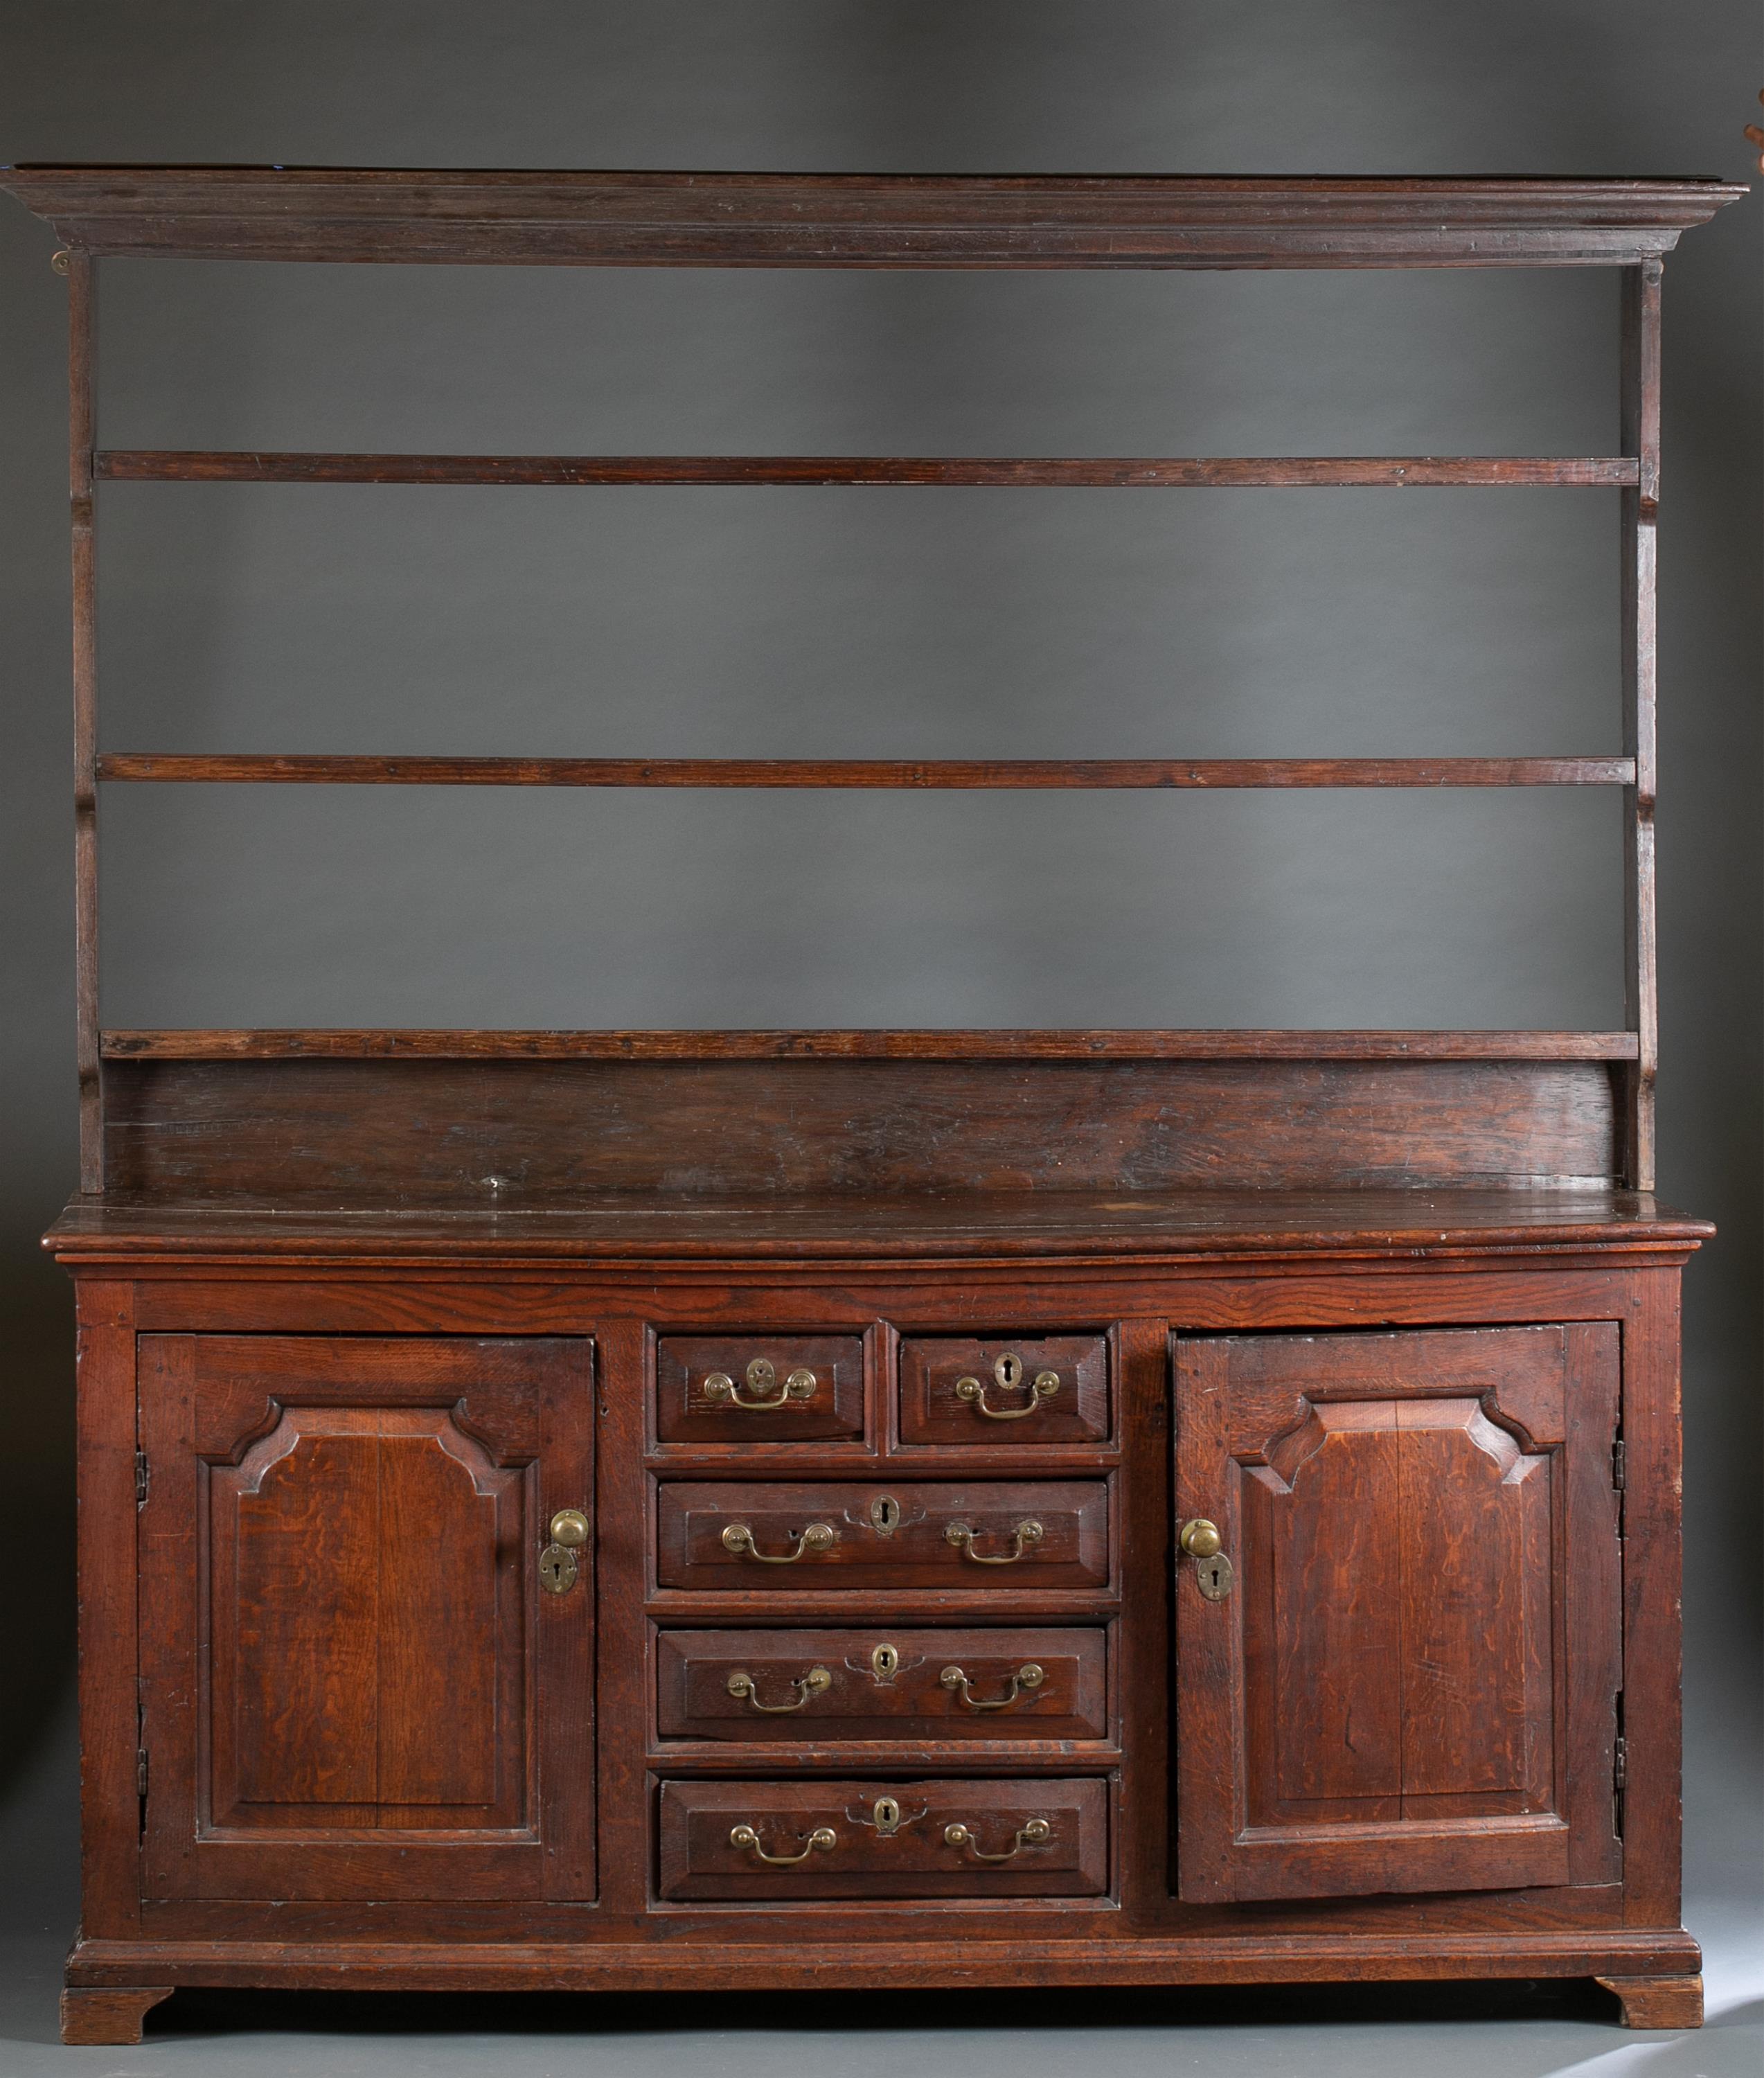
left=1594, top=1973, right=1704, bottom=2030
left=60, top=1985, right=175, bottom=2045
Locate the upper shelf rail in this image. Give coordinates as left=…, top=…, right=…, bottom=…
left=96, top=452, right=1639, bottom=488
left=96, top=756, right=1635, bottom=790
left=100, top=1027, right=1641, bottom=1062
left=1, top=168, right=1745, bottom=268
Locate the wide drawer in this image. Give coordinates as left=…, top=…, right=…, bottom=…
left=900, top=1334, right=1109, bottom=1445
left=654, top=1480, right=1110, bottom=1592
left=655, top=1335, right=865, bottom=1444
left=659, top=1777, right=1109, bottom=1899
left=656, top=1626, right=1109, bottom=1741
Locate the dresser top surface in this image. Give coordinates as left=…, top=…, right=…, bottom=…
left=45, top=1187, right=1712, bottom=1268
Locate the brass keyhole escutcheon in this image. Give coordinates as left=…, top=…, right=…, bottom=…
left=869, top=1494, right=902, bottom=1536
left=872, top=1796, right=902, bottom=1834
left=870, top=1642, right=900, bottom=1681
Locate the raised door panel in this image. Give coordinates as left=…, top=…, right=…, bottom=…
left=139, top=1335, right=594, bottom=1901
left=1173, top=1324, right=1620, bottom=1903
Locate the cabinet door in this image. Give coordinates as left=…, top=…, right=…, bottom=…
left=1173, top=1324, right=1620, bottom=1903
left=138, top=1335, right=594, bottom=1901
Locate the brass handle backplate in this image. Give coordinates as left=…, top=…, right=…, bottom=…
left=954, top=1353, right=1062, bottom=1421
left=729, top=1822, right=837, bottom=1865
left=945, top=1518, right=1044, bottom=1565
left=704, top=1358, right=819, bottom=1411
left=722, top=1521, right=837, bottom=1564
left=940, top=1661, right=1044, bottom=1710
left=727, top=1666, right=834, bottom=1713
left=538, top=1507, right=591, bottom=1597
left=943, top=1817, right=1052, bottom=1862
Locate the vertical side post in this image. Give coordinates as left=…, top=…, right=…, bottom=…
left=68, top=250, right=102, bottom=1191
left=1619, top=260, right=1661, bottom=1191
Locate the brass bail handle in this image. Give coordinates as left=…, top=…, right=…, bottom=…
left=945, top=1518, right=1044, bottom=1565
left=954, top=1351, right=1062, bottom=1421
left=943, top=1817, right=1053, bottom=1863
left=722, top=1520, right=837, bottom=1564
left=729, top=1822, right=837, bottom=1865
left=727, top=1666, right=834, bottom=1713
left=940, top=1661, right=1044, bottom=1710
left=538, top=1507, right=590, bottom=1597
left=704, top=1357, right=819, bottom=1411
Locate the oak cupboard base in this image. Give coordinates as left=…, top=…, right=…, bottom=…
left=48, top=1188, right=1709, bottom=2045
left=62, top=1934, right=1704, bottom=2040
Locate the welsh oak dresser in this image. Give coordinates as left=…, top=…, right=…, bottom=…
left=1, top=166, right=1743, bottom=2045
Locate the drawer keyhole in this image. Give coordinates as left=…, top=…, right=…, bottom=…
left=869, top=1494, right=902, bottom=1536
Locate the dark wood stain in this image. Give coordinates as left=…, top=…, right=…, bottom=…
left=0, top=161, right=1727, bottom=2041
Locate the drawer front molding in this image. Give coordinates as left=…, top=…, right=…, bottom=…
left=656, top=1626, right=1110, bottom=1742
left=659, top=1778, right=1110, bottom=1899
left=654, top=1480, right=1111, bottom=1592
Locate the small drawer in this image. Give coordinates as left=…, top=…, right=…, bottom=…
left=900, top=1335, right=1109, bottom=1445
left=659, top=1777, right=1108, bottom=1899
left=654, top=1480, right=1110, bottom=1593
left=657, top=1626, right=1108, bottom=1742
left=655, top=1335, right=864, bottom=1444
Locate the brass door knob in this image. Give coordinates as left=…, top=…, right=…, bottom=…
left=1179, top=1517, right=1222, bottom=1558
left=549, top=1509, right=591, bottom=1548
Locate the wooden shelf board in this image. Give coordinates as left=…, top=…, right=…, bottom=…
left=100, top=1029, right=1641, bottom=1063
left=93, top=451, right=1640, bottom=488
left=95, top=755, right=1637, bottom=790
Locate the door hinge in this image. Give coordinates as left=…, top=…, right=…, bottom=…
left=136, top=1747, right=149, bottom=1800
left=134, top=1449, right=149, bottom=1506
left=1614, top=1734, right=1628, bottom=1791
left=1612, top=1439, right=1627, bottom=1491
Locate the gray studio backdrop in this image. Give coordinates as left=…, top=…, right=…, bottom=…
left=1, top=0, right=1758, bottom=1952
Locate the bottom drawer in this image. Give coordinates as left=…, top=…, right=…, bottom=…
left=659, top=1777, right=1108, bottom=1900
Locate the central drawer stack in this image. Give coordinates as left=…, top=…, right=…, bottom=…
left=646, top=1326, right=1121, bottom=1902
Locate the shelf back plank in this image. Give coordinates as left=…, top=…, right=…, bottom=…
left=100, top=1054, right=1622, bottom=1200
